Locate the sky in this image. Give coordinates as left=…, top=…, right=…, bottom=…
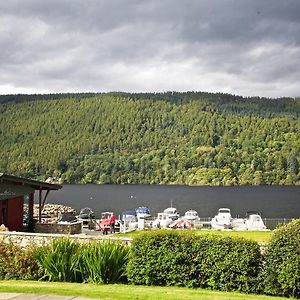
left=0, top=0, right=299, bottom=98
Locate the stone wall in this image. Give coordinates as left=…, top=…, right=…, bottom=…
left=35, top=221, right=82, bottom=235
left=0, top=231, right=132, bottom=248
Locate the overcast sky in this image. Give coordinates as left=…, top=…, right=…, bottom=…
left=0, top=0, right=299, bottom=98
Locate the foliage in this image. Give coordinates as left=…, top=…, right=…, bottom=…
left=0, top=241, right=39, bottom=280
left=34, top=238, right=82, bottom=282
left=263, top=219, right=300, bottom=298
left=127, top=231, right=262, bottom=292
left=79, top=240, right=129, bottom=284
left=34, top=238, right=129, bottom=284
left=0, top=92, right=299, bottom=185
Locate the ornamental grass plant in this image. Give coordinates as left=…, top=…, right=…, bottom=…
left=79, top=240, right=129, bottom=284
left=34, top=237, right=129, bottom=284
left=34, top=237, right=82, bottom=282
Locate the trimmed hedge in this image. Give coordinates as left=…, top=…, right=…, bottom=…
left=127, top=231, right=262, bottom=292
left=263, top=219, right=300, bottom=298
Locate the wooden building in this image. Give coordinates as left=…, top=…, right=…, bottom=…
left=0, top=173, right=62, bottom=231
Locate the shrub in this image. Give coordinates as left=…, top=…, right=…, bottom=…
left=263, top=219, right=300, bottom=298
left=0, top=241, right=39, bottom=280
left=34, top=237, right=82, bottom=282
left=127, top=231, right=262, bottom=292
left=34, top=238, right=129, bottom=284
left=79, top=240, right=129, bottom=284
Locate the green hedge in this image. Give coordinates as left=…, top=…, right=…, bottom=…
left=127, top=231, right=262, bottom=292
left=263, top=219, right=300, bottom=298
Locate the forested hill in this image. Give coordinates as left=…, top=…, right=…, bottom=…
left=0, top=92, right=299, bottom=185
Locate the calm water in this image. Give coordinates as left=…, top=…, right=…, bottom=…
left=46, top=184, right=300, bottom=219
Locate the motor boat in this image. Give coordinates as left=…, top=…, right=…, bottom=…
left=58, top=212, right=78, bottom=224
left=183, top=210, right=200, bottom=221
left=77, top=207, right=95, bottom=224
left=152, top=212, right=173, bottom=228
left=163, top=207, right=180, bottom=220
left=211, top=208, right=233, bottom=230
left=121, top=210, right=138, bottom=230
left=245, top=211, right=267, bottom=230
left=135, top=207, right=151, bottom=219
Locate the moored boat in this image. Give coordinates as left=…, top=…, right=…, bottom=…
left=183, top=210, right=200, bottom=221
left=211, top=208, right=233, bottom=230
left=245, top=211, right=267, bottom=230
left=152, top=212, right=173, bottom=228
left=77, top=207, right=95, bottom=224
left=163, top=207, right=180, bottom=220
left=135, top=206, right=151, bottom=219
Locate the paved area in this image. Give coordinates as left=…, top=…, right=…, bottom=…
left=0, top=293, right=98, bottom=300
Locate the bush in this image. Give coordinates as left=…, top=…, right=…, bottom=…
left=34, top=237, right=129, bottom=284
left=0, top=241, right=39, bottom=280
left=127, top=231, right=262, bottom=292
left=263, top=219, right=300, bottom=298
left=79, top=240, right=129, bottom=284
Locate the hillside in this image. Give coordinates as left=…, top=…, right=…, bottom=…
left=0, top=92, right=299, bottom=185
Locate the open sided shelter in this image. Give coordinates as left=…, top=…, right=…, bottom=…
left=0, top=173, right=62, bottom=231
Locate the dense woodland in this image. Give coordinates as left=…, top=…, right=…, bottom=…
left=0, top=92, right=299, bottom=185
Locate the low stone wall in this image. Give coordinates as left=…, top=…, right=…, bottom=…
left=35, top=222, right=82, bottom=235
left=0, top=231, right=133, bottom=248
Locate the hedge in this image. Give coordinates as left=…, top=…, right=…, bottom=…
left=263, top=219, right=300, bottom=298
left=127, top=231, right=262, bottom=293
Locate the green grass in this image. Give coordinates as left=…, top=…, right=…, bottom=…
left=0, top=280, right=286, bottom=300
left=117, top=229, right=272, bottom=243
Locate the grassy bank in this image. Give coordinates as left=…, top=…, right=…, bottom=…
left=118, top=229, right=272, bottom=243
left=0, top=280, right=285, bottom=300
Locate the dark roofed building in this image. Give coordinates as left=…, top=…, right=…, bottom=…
left=0, top=173, right=62, bottom=231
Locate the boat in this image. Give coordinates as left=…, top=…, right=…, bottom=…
left=95, top=211, right=117, bottom=233
left=76, top=207, right=95, bottom=224
left=245, top=211, right=267, bottom=230
left=57, top=211, right=78, bottom=224
left=163, top=207, right=180, bottom=220
left=152, top=212, right=173, bottom=228
left=135, top=206, right=151, bottom=219
left=121, top=210, right=138, bottom=230
left=211, top=208, right=233, bottom=230
left=183, top=210, right=200, bottom=221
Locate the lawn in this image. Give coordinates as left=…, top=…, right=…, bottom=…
left=117, top=229, right=272, bottom=243
left=0, top=280, right=285, bottom=300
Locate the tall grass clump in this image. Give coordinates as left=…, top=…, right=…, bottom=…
left=34, top=237, right=82, bottom=282
left=80, top=240, right=129, bottom=284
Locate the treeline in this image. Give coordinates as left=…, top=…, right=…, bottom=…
left=0, top=92, right=299, bottom=185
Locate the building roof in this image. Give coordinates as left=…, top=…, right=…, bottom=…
left=0, top=173, right=62, bottom=190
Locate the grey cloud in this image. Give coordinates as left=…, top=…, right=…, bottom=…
left=0, top=0, right=299, bottom=97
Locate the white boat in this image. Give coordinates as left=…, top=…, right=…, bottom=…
left=211, top=208, right=233, bottom=230
left=152, top=212, right=173, bottom=228
left=245, top=211, right=267, bottom=230
left=135, top=207, right=151, bottom=219
left=163, top=207, right=180, bottom=220
left=121, top=210, right=138, bottom=230
left=183, top=210, right=200, bottom=221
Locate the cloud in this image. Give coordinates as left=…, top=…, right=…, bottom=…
left=0, top=0, right=299, bottom=97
